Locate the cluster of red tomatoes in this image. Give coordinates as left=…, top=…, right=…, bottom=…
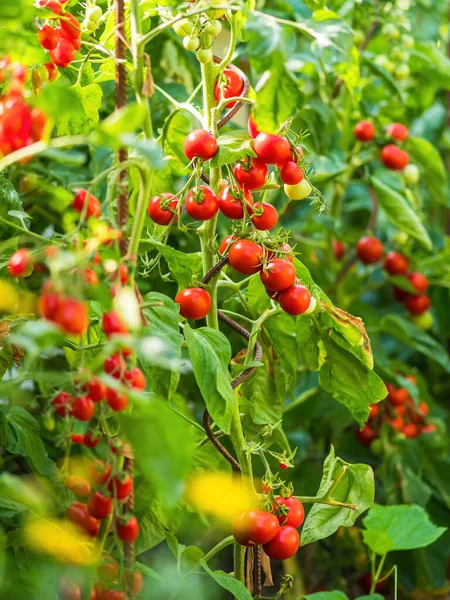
left=0, top=57, right=48, bottom=157
left=37, top=0, right=81, bottom=69
left=354, top=120, right=410, bottom=171
left=63, top=464, right=141, bottom=600
left=232, top=495, right=304, bottom=560
left=358, top=375, right=435, bottom=445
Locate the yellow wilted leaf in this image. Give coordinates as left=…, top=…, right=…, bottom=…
left=24, top=517, right=100, bottom=566
left=186, top=472, right=255, bottom=523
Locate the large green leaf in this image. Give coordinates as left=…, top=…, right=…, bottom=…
left=240, top=353, right=282, bottom=425
left=265, top=313, right=298, bottom=400
left=304, top=592, right=349, bottom=600
left=406, top=136, right=448, bottom=206
left=210, top=131, right=256, bottom=169
left=148, top=240, right=203, bottom=289
left=370, top=177, right=432, bottom=250
left=57, top=83, right=103, bottom=135
left=200, top=560, right=253, bottom=600
left=362, top=504, right=446, bottom=555
left=0, top=174, right=22, bottom=237
left=302, top=446, right=374, bottom=545
left=184, top=325, right=235, bottom=435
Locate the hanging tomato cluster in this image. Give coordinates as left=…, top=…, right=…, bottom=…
left=37, top=0, right=81, bottom=69
left=0, top=57, right=48, bottom=157
left=354, top=120, right=413, bottom=174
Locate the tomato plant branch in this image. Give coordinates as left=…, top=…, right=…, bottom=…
left=370, top=553, right=387, bottom=594
left=130, top=0, right=153, bottom=138
left=0, top=217, right=52, bottom=243
left=216, top=12, right=239, bottom=72
left=201, top=535, right=235, bottom=564
left=0, top=135, right=87, bottom=171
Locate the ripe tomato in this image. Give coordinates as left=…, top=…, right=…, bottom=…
left=72, top=189, right=102, bottom=219
left=386, top=383, right=409, bottom=406
left=8, top=248, right=34, bottom=277
left=38, top=0, right=62, bottom=14
left=39, top=292, right=61, bottom=322
left=52, top=391, right=73, bottom=417
left=219, top=185, right=253, bottom=220
left=103, top=354, right=126, bottom=379
left=405, top=294, right=431, bottom=315
left=185, top=185, right=219, bottom=220
left=384, top=251, right=408, bottom=275
left=117, top=516, right=139, bottom=542
left=356, top=236, right=384, bottom=264
left=98, top=556, right=119, bottom=583
left=354, top=121, right=375, bottom=142
left=368, top=403, right=380, bottom=422
left=102, top=311, right=128, bottom=337
left=106, top=388, right=129, bottom=412
left=55, top=297, right=89, bottom=335
left=88, top=491, right=112, bottom=519
left=72, top=395, right=95, bottom=421
left=279, top=285, right=311, bottom=315
left=214, top=69, right=243, bottom=108
left=386, top=122, right=409, bottom=142
left=67, top=502, right=100, bottom=537
left=124, top=367, right=146, bottom=390
left=418, top=401, right=429, bottom=418
left=274, top=496, right=305, bottom=528
left=248, top=115, right=260, bottom=138
left=45, top=62, right=57, bottom=81
left=403, top=422, right=419, bottom=438
left=49, top=38, right=76, bottom=68
left=251, top=202, right=278, bottom=230
left=60, top=13, right=81, bottom=40
left=386, top=415, right=404, bottom=431
left=38, top=24, right=58, bottom=50
left=421, top=424, right=437, bottom=434
left=175, top=288, right=212, bottom=320
left=184, top=129, right=218, bottom=161
left=280, top=161, right=304, bottom=185
left=148, top=193, right=180, bottom=225
left=219, top=234, right=238, bottom=254
left=332, top=240, right=346, bottom=261
left=232, top=509, right=280, bottom=546
left=126, top=571, right=144, bottom=594
left=99, top=590, right=126, bottom=600
left=228, top=240, right=264, bottom=275
left=253, top=133, right=291, bottom=165
left=356, top=424, right=377, bottom=445
left=108, top=475, right=133, bottom=501
left=66, top=475, right=91, bottom=497
left=263, top=525, right=300, bottom=560
left=260, top=259, right=296, bottom=292
left=381, top=145, right=409, bottom=170
left=83, top=432, right=100, bottom=448
left=234, top=158, right=268, bottom=190
left=71, top=433, right=84, bottom=444
left=88, top=460, right=111, bottom=485
left=84, top=377, right=107, bottom=402
left=407, top=272, right=428, bottom=293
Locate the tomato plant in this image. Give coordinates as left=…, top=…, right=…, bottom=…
left=0, top=0, right=448, bottom=599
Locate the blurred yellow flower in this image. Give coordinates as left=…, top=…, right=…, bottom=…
left=24, top=517, right=100, bottom=566
left=186, top=472, right=255, bottom=523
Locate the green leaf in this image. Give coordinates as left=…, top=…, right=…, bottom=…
left=240, top=353, right=282, bottom=425
left=36, top=82, right=83, bottom=121
left=210, top=131, right=256, bottom=169
left=406, top=136, right=448, bottom=206
left=296, top=317, right=321, bottom=370
left=0, top=174, right=22, bottom=236
left=302, top=446, right=375, bottom=545
left=99, top=103, right=149, bottom=137
left=265, top=313, right=298, bottom=399
left=162, top=111, right=193, bottom=176
left=378, top=315, right=450, bottom=372
left=141, top=292, right=184, bottom=399
left=304, top=592, right=349, bottom=600
left=126, top=135, right=166, bottom=170
left=200, top=560, right=253, bottom=600
left=362, top=54, right=403, bottom=98
left=57, top=83, right=103, bottom=135
left=370, top=177, right=432, bottom=250
left=119, top=399, right=195, bottom=505
left=184, top=325, right=235, bottom=435
left=362, top=504, right=446, bottom=555
left=148, top=240, right=203, bottom=289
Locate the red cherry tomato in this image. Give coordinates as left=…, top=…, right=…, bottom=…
left=263, top=525, right=300, bottom=560
left=72, top=189, right=101, bottom=218
left=175, top=288, right=212, bottom=320
left=251, top=202, right=278, bottom=230
left=148, top=193, right=180, bottom=225
left=368, top=403, right=380, bottom=422
left=234, top=158, right=268, bottom=191
left=405, top=294, right=431, bottom=315
left=83, top=432, right=100, bottom=448
left=56, top=297, right=89, bottom=335
left=71, top=433, right=84, bottom=444
left=65, top=475, right=91, bottom=497
left=117, top=516, right=139, bottom=542
left=84, top=377, right=107, bottom=402
left=49, top=38, right=76, bottom=68
left=60, top=14, right=81, bottom=40
left=67, top=502, right=100, bottom=537
left=72, top=395, right=95, bottom=421
left=248, top=115, right=260, bottom=138
left=106, top=388, right=129, bottom=412
left=354, top=121, right=375, bottom=142
left=98, top=556, right=119, bottom=583
left=100, top=589, right=126, bottom=600
left=219, top=234, right=238, bottom=254
left=219, top=186, right=253, bottom=220
left=108, top=475, right=133, bottom=501
left=386, top=122, right=409, bottom=142
left=102, top=311, right=128, bottom=337
left=88, top=460, right=111, bottom=485
left=8, top=248, right=33, bottom=277
left=88, top=491, right=112, bottom=519
left=386, top=414, right=404, bottom=430
left=214, top=68, right=244, bottom=108
left=185, top=185, right=219, bottom=220
left=38, top=0, right=62, bottom=14
left=279, top=285, right=311, bottom=315
left=279, top=462, right=290, bottom=469
left=384, top=251, right=408, bottom=276
left=407, top=272, right=428, bottom=293
left=232, top=509, right=280, bottom=546
left=356, top=424, right=377, bottom=445
left=381, top=145, right=409, bottom=170
left=274, top=496, right=305, bottom=528
left=38, top=24, right=58, bottom=50
left=184, top=129, right=218, bottom=161
left=104, top=354, right=127, bottom=379
left=386, top=383, right=409, bottom=407
left=228, top=240, right=264, bottom=275
left=280, top=161, right=304, bottom=185
left=253, top=132, right=291, bottom=165
left=421, top=424, right=437, bottom=434
left=332, top=240, right=346, bottom=261
left=126, top=571, right=144, bottom=594
left=52, top=391, right=73, bottom=417
left=260, top=259, right=296, bottom=292
left=45, top=62, right=57, bottom=81
left=124, top=367, right=146, bottom=390
left=356, top=236, right=384, bottom=265
left=403, top=422, right=419, bottom=438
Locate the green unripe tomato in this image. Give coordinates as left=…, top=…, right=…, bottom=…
left=353, top=29, right=364, bottom=46
left=183, top=35, right=200, bottom=51
left=43, top=413, right=55, bottom=431
left=173, top=18, right=194, bottom=37
left=411, top=311, right=433, bottom=331
left=370, top=439, right=383, bottom=456
left=382, top=24, right=400, bottom=40
left=391, top=230, right=408, bottom=246
left=303, top=296, right=317, bottom=315
left=206, top=19, right=222, bottom=36
left=19, top=174, right=39, bottom=194
left=196, top=48, right=213, bottom=64
left=402, top=34, right=414, bottom=48
left=284, top=179, right=312, bottom=200
left=86, top=6, right=102, bottom=21
left=395, top=64, right=410, bottom=80
left=375, top=55, right=395, bottom=73
left=84, top=18, right=98, bottom=31
left=403, top=164, right=420, bottom=185
left=391, top=47, right=408, bottom=62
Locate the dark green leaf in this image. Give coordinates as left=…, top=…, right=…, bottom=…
left=200, top=560, right=253, bottom=600
left=304, top=592, right=349, bottom=600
